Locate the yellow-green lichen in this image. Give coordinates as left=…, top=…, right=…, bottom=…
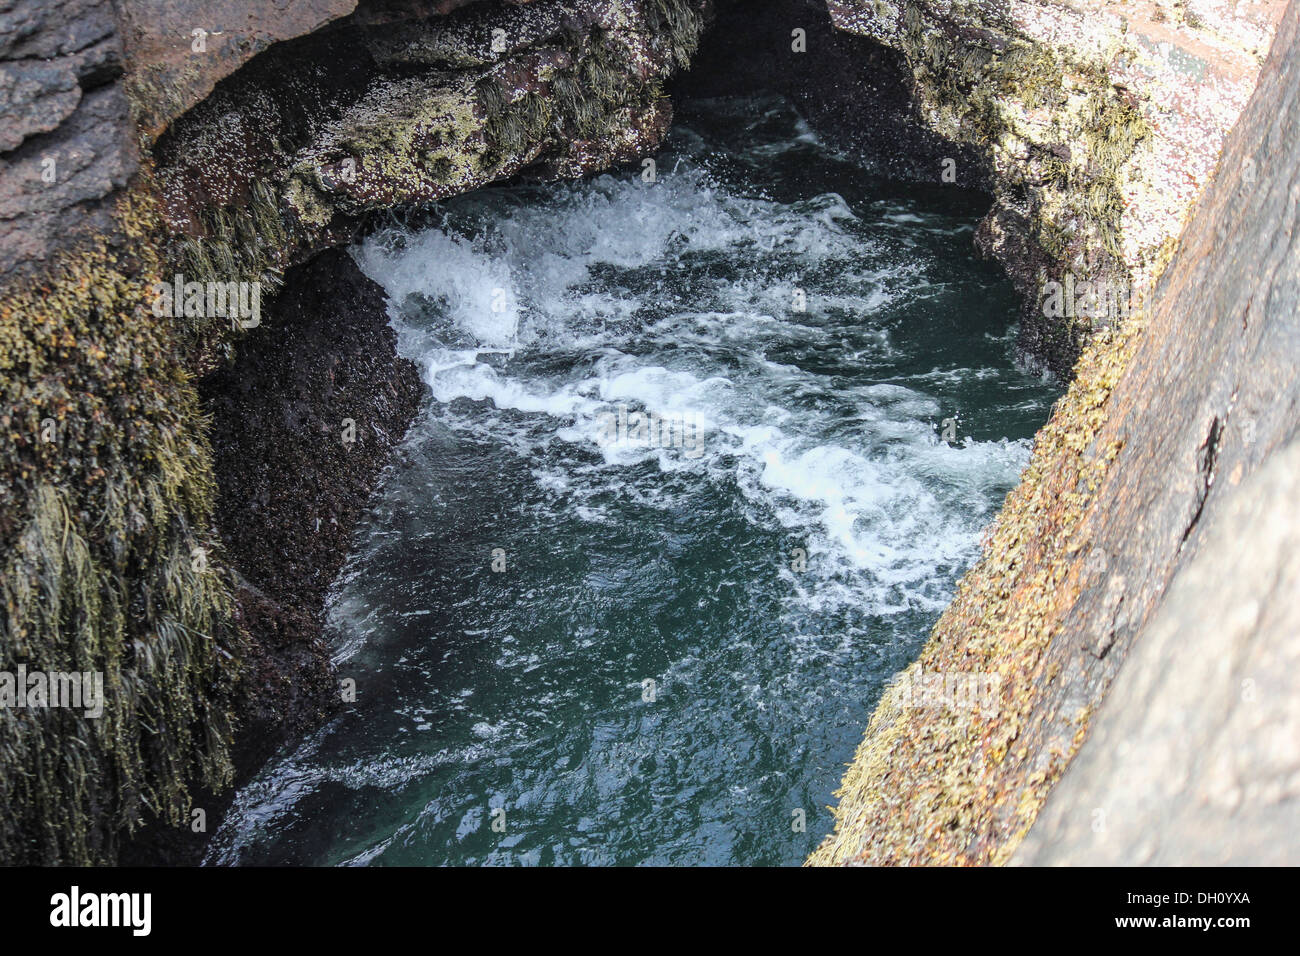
left=807, top=308, right=1144, bottom=867
left=0, top=188, right=242, bottom=865
left=893, top=1, right=1150, bottom=360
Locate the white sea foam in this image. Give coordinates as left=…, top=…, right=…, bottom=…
left=207, top=97, right=1055, bottom=868
left=353, top=156, right=1032, bottom=621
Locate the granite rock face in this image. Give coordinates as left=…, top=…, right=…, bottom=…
left=0, top=0, right=136, bottom=279
left=1014, top=0, right=1300, bottom=863
left=1016, top=441, right=1300, bottom=865
left=824, top=0, right=1285, bottom=374
left=811, top=0, right=1299, bottom=867
left=202, top=249, right=425, bottom=771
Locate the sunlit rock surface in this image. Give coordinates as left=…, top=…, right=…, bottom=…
left=811, top=0, right=1300, bottom=867
left=826, top=0, right=1285, bottom=373
left=1015, top=2, right=1300, bottom=864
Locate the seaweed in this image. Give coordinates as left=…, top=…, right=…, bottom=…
left=0, top=188, right=242, bottom=864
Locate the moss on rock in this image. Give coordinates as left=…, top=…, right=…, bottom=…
left=0, top=188, right=241, bottom=865
left=884, top=0, right=1151, bottom=371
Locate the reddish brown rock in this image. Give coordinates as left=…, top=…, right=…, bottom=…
left=115, top=0, right=360, bottom=141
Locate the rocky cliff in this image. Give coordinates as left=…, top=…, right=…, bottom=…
left=1014, top=1, right=1300, bottom=863
left=1, top=0, right=1293, bottom=865
left=810, top=0, right=1297, bottom=866
left=1, top=0, right=709, bottom=865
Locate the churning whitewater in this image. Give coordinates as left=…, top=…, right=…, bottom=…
left=208, top=96, right=1059, bottom=866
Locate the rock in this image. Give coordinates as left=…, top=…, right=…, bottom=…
left=124, top=247, right=426, bottom=862
left=811, top=0, right=1299, bottom=867
left=0, top=60, right=82, bottom=151
left=202, top=248, right=423, bottom=630
left=0, top=85, right=138, bottom=278
left=1017, top=441, right=1300, bottom=864
left=115, top=0, right=360, bottom=141
left=820, top=0, right=1285, bottom=375
left=3, top=0, right=1289, bottom=868
left=0, top=0, right=117, bottom=62
left=151, top=0, right=705, bottom=307
left=0, top=0, right=132, bottom=280
left=1013, top=0, right=1300, bottom=865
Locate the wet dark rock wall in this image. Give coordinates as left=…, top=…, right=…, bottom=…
left=120, top=249, right=424, bottom=864
left=675, top=0, right=988, bottom=187
left=202, top=249, right=423, bottom=773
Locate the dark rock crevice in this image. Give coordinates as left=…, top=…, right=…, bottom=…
left=674, top=0, right=989, bottom=189
left=121, top=248, right=425, bottom=863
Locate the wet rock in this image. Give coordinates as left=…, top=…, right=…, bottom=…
left=203, top=248, right=423, bottom=628
left=820, top=0, right=1285, bottom=375
left=115, top=0, right=360, bottom=141
left=811, top=0, right=1300, bottom=868
left=120, top=246, right=426, bottom=865
left=115, top=248, right=427, bottom=864
left=151, top=0, right=707, bottom=312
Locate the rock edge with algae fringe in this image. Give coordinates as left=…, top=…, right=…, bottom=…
left=0, top=188, right=242, bottom=865
left=153, top=0, right=709, bottom=375
left=826, top=0, right=1274, bottom=377
left=807, top=315, right=1139, bottom=866
left=808, top=0, right=1281, bottom=866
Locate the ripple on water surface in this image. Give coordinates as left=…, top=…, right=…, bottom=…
left=208, top=95, right=1060, bottom=866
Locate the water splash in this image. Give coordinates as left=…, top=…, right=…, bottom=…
left=208, top=95, right=1059, bottom=867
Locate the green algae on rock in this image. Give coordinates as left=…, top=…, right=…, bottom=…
left=1, top=0, right=711, bottom=865
left=149, top=0, right=708, bottom=370
left=0, top=190, right=242, bottom=865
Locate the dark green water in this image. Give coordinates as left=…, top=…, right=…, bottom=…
left=209, top=96, right=1059, bottom=866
